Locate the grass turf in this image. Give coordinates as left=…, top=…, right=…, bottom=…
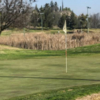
left=1, top=44, right=100, bottom=60
left=0, top=44, right=100, bottom=99
left=1, top=28, right=100, bottom=36
left=7, top=84, right=100, bottom=100
left=1, top=29, right=64, bottom=36
left=1, top=28, right=76, bottom=36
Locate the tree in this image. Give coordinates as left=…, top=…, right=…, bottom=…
left=53, top=12, right=61, bottom=26
left=43, top=3, right=51, bottom=27
left=78, top=14, right=87, bottom=30
left=0, top=0, right=36, bottom=35
left=69, top=12, right=77, bottom=29
left=35, top=4, right=39, bottom=12
left=31, top=10, right=39, bottom=28
left=54, top=2, right=59, bottom=12
left=58, top=14, right=66, bottom=28
left=66, top=15, right=70, bottom=28
left=50, top=1, right=54, bottom=11
left=29, top=1, right=73, bottom=29
left=90, top=13, right=100, bottom=28
left=39, top=2, right=60, bottom=28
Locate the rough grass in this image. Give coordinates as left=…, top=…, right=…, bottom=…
left=7, top=84, right=100, bottom=100
left=0, top=44, right=100, bottom=100
left=1, top=28, right=100, bottom=36
left=0, top=45, right=65, bottom=60
left=1, top=44, right=100, bottom=60
left=1, top=28, right=71, bottom=36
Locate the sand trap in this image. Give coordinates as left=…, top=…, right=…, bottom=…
left=76, top=93, right=100, bottom=100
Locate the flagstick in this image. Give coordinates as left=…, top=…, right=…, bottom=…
left=65, top=30, right=67, bottom=73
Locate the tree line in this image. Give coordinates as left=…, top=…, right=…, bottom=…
left=30, top=1, right=100, bottom=30
left=0, top=0, right=100, bottom=35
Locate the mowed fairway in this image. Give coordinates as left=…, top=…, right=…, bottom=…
left=0, top=45, right=100, bottom=100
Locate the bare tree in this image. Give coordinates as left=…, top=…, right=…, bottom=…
left=90, top=13, right=100, bottom=28
left=0, top=0, right=36, bottom=35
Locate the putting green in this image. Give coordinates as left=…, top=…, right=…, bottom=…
left=0, top=55, right=100, bottom=100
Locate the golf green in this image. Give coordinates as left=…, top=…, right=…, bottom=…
left=0, top=55, right=100, bottom=100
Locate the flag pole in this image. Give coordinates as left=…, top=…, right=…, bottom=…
left=65, top=28, right=67, bottom=73
left=63, top=20, right=67, bottom=73
left=65, top=23, right=67, bottom=73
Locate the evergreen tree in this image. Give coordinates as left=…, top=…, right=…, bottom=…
left=58, top=14, right=66, bottom=28
left=69, top=12, right=77, bottom=29
left=39, top=2, right=60, bottom=28
left=66, top=15, right=70, bottom=28
left=50, top=1, right=54, bottom=11
left=54, top=2, right=59, bottom=12
left=53, top=12, right=61, bottom=26
left=35, top=4, right=39, bottom=12
left=78, top=14, right=87, bottom=29
left=40, top=6, right=44, bottom=12
left=43, top=3, right=52, bottom=27
left=29, top=1, right=74, bottom=29
left=31, top=11, right=39, bottom=28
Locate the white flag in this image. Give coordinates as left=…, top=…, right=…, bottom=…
left=63, top=20, right=67, bottom=73
left=63, top=20, right=67, bottom=34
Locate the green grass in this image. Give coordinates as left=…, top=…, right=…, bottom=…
left=1, top=44, right=100, bottom=60
left=1, top=28, right=100, bottom=36
left=7, top=84, right=100, bottom=100
left=1, top=28, right=41, bottom=36
left=0, top=48, right=65, bottom=60
left=68, top=44, right=100, bottom=56
left=1, top=28, right=72, bottom=36
left=0, top=44, right=100, bottom=100
left=82, top=28, right=100, bottom=33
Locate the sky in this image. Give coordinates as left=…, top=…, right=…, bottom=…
left=33, top=0, right=100, bottom=15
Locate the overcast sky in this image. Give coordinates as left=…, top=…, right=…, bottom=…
left=33, top=0, right=100, bottom=15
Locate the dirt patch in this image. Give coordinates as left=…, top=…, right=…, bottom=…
left=0, top=45, right=21, bottom=50
left=76, top=93, right=100, bottom=100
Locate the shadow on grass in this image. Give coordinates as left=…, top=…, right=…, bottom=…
left=0, top=76, right=100, bottom=82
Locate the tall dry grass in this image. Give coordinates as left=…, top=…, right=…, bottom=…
left=0, top=32, right=100, bottom=50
